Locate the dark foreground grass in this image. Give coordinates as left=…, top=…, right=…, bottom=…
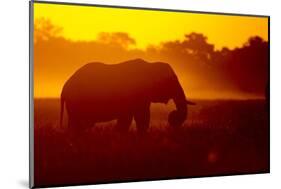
left=34, top=99, right=269, bottom=187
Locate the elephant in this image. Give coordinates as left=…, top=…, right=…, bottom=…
left=60, top=58, right=195, bottom=134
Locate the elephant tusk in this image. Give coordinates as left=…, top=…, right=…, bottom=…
left=186, top=100, right=196, bottom=105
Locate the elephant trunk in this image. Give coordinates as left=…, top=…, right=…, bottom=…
left=168, top=86, right=188, bottom=127
left=174, top=95, right=187, bottom=117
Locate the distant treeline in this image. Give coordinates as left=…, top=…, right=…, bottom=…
left=34, top=18, right=268, bottom=98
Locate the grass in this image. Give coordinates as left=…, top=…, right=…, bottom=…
left=33, top=99, right=269, bottom=187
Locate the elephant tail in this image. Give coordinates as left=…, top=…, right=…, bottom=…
left=60, top=94, right=65, bottom=127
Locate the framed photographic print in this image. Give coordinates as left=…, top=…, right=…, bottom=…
left=29, top=0, right=270, bottom=188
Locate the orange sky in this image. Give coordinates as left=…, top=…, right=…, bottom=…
left=33, top=2, right=269, bottom=99
left=34, top=2, right=268, bottom=50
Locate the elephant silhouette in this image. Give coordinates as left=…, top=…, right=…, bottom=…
left=60, top=58, right=195, bottom=134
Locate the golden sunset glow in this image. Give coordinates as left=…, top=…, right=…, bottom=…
left=33, top=2, right=269, bottom=99
left=34, top=2, right=268, bottom=49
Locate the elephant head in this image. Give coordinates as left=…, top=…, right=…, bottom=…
left=167, top=74, right=195, bottom=127
left=148, top=62, right=195, bottom=127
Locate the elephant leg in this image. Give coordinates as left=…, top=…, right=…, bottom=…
left=68, top=116, right=78, bottom=131
left=116, top=114, right=133, bottom=133
left=134, top=103, right=150, bottom=135
left=68, top=116, right=84, bottom=135
left=66, top=116, right=80, bottom=146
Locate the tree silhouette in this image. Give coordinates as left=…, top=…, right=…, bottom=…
left=34, top=18, right=62, bottom=43
left=183, top=32, right=214, bottom=63
left=97, top=32, right=136, bottom=49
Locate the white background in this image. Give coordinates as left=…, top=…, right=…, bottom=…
left=0, top=0, right=279, bottom=188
